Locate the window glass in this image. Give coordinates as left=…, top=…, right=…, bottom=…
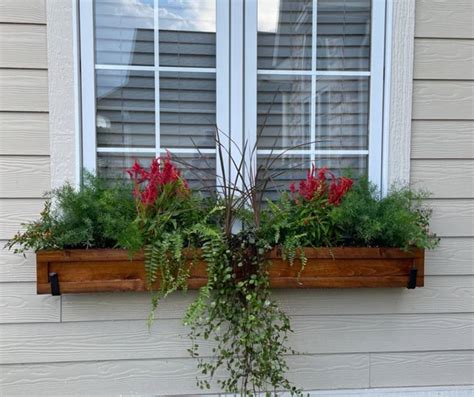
left=96, top=70, right=155, bottom=148
left=257, top=0, right=312, bottom=70
left=159, top=0, right=216, bottom=68
left=95, top=0, right=154, bottom=66
left=91, top=0, right=217, bottom=187
left=256, top=0, right=372, bottom=189
left=317, top=0, right=371, bottom=70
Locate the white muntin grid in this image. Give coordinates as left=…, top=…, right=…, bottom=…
left=80, top=0, right=220, bottom=174
left=245, top=0, right=386, bottom=186
left=81, top=0, right=386, bottom=187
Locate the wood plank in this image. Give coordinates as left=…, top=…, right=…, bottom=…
left=414, top=39, right=474, bottom=80
left=411, top=160, right=474, bottom=198
left=0, top=0, right=46, bottom=24
left=0, top=282, right=60, bottom=324
left=0, top=199, right=45, bottom=240
left=415, top=0, right=474, bottom=39
left=0, top=69, right=48, bottom=112
left=411, top=121, right=474, bottom=159
left=0, top=156, right=50, bottom=198
left=0, top=354, right=369, bottom=395
left=0, top=241, right=36, bottom=282
left=426, top=238, right=474, bottom=275
left=412, top=81, right=474, bottom=120
left=61, top=276, right=474, bottom=322
left=371, top=351, right=474, bottom=387
left=0, top=24, right=47, bottom=69
left=35, top=248, right=424, bottom=293
left=0, top=112, right=49, bottom=155
left=1, top=313, right=472, bottom=364
left=428, top=199, right=474, bottom=237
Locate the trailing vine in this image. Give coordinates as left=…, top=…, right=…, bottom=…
left=185, top=226, right=301, bottom=396
left=6, top=136, right=439, bottom=396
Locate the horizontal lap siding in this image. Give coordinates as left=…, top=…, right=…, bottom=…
left=1, top=1, right=474, bottom=396
left=407, top=0, right=474, bottom=392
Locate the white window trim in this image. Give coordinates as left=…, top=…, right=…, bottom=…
left=46, top=0, right=415, bottom=194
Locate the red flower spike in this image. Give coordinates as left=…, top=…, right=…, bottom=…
left=126, top=155, right=190, bottom=208
left=290, top=166, right=353, bottom=206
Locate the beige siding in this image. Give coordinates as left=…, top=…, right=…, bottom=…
left=0, top=0, right=46, bottom=24
left=0, top=24, right=47, bottom=69
left=409, top=0, right=474, bottom=393
left=0, top=1, right=473, bottom=395
left=415, top=0, right=474, bottom=39
left=411, top=121, right=474, bottom=159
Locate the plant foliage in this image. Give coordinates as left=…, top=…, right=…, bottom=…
left=6, top=135, right=439, bottom=396
left=5, top=172, right=136, bottom=253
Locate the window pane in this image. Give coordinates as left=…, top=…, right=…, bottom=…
left=96, top=70, right=155, bottom=148
left=257, top=154, right=367, bottom=199
left=95, top=0, right=154, bottom=66
left=257, top=75, right=311, bottom=150
left=97, top=152, right=215, bottom=191
left=257, top=154, right=310, bottom=200
left=315, top=77, right=369, bottom=150
left=159, top=0, right=216, bottom=68
left=160, top=72, right=216, bottom=149
left=258, top=0, right=312, bottom=70
left=316, top=0, right=371, bottom=71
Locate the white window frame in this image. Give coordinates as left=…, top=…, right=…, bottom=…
left=244, top=0, right=387, bottom=187
left=79, top=0, right=224, bottom=173
left=79, top=0, right=390, bottom=189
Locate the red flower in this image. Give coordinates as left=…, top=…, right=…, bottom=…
left=126, top=153, right=189, bottom=208
left=290, top=165, right=353, bottom=206
left=328, top=177, right=353, bottom=205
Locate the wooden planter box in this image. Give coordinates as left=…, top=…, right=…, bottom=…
left=36, top=248, right=424, bottom=295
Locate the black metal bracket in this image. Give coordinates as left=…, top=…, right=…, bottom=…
left=407, top=268, right=418, bottom=289
left=49, top=272, right=61, bottom=296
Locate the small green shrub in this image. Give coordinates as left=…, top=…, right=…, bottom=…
left=330, top=178, right=439, bottom=249
left=5, top=172, right=137, bottom=253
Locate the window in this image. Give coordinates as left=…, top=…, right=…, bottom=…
left=80, top=0, right=387, bottom=190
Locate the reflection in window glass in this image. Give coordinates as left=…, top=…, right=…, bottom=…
left=96, top=70, right=155, bottom=148
left=94, top=0, right=154, bottom=66
left=98, top=152, right=216, bottom=191
left=257, top=0, right=312, bottom=70
left=317, top=0, right=371, bottom=70
left=160, top=72, right=216, bottom=149
left=257, top=154, right=367, bottom=200
left=315, top=77, right=369, bottom=150
left=257, top=75, right=311, bottom=150
left=159, top=0, right=216, bottom=67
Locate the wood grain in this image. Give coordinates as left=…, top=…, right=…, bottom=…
left=0, top=199, right=45, bottom=240
left=0, top=156, right=50, bottom=198
left=1, top=313, right=472, bottom=364
left=0, top=283, right=60, bottom=324
left=414, top=39, right=474, bottom=80
left=0, top=69, right=48, bottom=112
left=428, top=200, right=474, bottom=237
left=0, top=354, right=369, bottom=395
left=0, top=113, right=49, bottom=156
left=415, top=0, right=474, bottom=39
left=411, top=160, right=474, bottom=198
left=60, top=276, right=474, bottom=322
left=0, top=0, right=46, bottom=24
left=411, top=121, right=474, bottom=159
left=371, top=351, right=474, bottom=387
left=426, top=238, right=474, bottom=275
left=412, top=81, right=474, bottom=120
left=35, top=248, right=425, bottom=294
left=0, top=242, right=36, bottom=282
left=0, top=24, right=47, bottom=69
